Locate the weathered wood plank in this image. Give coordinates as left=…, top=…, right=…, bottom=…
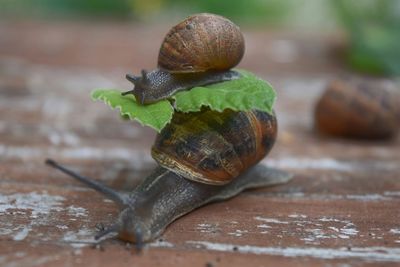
left=1, top=21, right=400, bottom=266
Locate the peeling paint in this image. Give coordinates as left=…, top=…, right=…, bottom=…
left=0, top=192, right=65, bottom=218
left=259, top=192, right=399, bottom=202
left=346, top=194, right=390, bottom=201
left=300, top=217, right=358, bottom=243
left=67, top=205, right=88, bottom=217
left=328, top=226, right=339, bottom=232
left=263, top=157, right=399, bottom=172
left=62, top=228, right=97, bottom=248
left=319, top=217, right=347, bottom=223
left=264, top=157, right=353, bottom=171
left=148, top=239, right=174, bottom=248
left=257, top=224, right=272, bottom=229
left=0, top=192, right=99, bottom=245
left=341, top=228, right=358, bottom=236
left=196, top=223, right=220, bottom=234
left=13, top=227, right=31, bottom=241
left=253, top=215, right=360, bottom=244
left=288, top=214, right=308, bottom=218
left=254, top=216, right=289, bottom=224
left=384, top=191, right=400, bottom=197
left=187, top=241, right=400, bottom=262
left=228, top=229, right=248, bottom=237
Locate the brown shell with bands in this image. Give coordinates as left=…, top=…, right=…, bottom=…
left=151, top=109, right=277, bottom=185
left=158, top=13, right=245, bottom=73
left=314, top=78, right=400, bottom=139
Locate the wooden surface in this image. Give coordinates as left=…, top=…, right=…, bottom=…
left=0, top=20, right=400, bottom=267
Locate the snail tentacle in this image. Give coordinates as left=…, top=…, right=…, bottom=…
left=45, top=159, right=128, bottom=206
left=122, top=74, right=141, bottom=96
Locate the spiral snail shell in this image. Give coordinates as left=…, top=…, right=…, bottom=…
left=152, top=109, right=277, bottom=185
left=158, top=13, right=245, bottom=73
left=315, top=77, right=400, bottom=139
left=45, top=13, right=290, bottom=246
left=123, top=13, right=244, bottom=104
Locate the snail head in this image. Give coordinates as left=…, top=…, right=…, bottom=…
left=123, top=70, right=150, bottom=105
left=95, top=207, right=147, bottom=250
left=45, top=159, right=147, bottom=250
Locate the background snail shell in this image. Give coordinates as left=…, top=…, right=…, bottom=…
left=158, top=13, right=245, bottom=73
left=46, top=109, right=289, bottom=245
left=314, top=78, right=400, bottom=139
left=123, top=13, right=244, bottom=104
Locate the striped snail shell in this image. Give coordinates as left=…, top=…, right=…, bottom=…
left=158, top=13, right=245, bottom=73
left=315, top=78, right=400, bottom=139
left=152, top=108, right=277, bottom=185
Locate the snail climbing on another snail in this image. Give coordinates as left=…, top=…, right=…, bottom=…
left=46, top=13, right=291, bottom=246
left=122, top=13, right=244, bottom=104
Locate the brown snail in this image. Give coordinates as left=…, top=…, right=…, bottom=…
left=314, top=77, right=400, bottom=139
left=45, top=13, right=290, bottom=247
left=46, top=109, right=290, bottom=246
left=122, top=13, right=244, bottom=104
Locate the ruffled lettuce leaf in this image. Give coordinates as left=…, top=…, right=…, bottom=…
left=91, top=70, right=276, bottom=131
left=173, top=70, right=275, bottom=113
left=91, top=89, right=173, bottom=132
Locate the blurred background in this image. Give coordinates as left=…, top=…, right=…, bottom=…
left=1, top=2, right=400, bottom=265
left=1, top=0, right=399, bottom=158
left=0, top=0, right=399, bottom=150
left=1, top=0, right=399, bottom=76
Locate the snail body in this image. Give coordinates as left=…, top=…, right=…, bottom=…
left=46, top=109, right=290, bottom=244
left=123, top=13, right=244, bottom=104
left=315, top=78, right=400, bottom=139
left=125, top=69, right=240, bottom=104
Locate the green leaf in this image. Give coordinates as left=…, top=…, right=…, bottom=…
left=172, top=70, right=276, bottom=113
left=91, top=70, right=276, bottom=132
left=91, top=89, right=174, bottom=132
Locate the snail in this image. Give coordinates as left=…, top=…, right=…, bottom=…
left=314, top=77, right=400, bottom=139
left=45, top=13, right=291, bottom=246
left=46, top=109, right=291, bottom=245
left=122, top=13, right=245, bottom=104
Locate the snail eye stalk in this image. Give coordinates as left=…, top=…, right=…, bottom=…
left=45, top=159, right=128, bottom=206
